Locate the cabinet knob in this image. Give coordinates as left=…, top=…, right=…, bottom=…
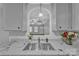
left=59, top=26, right=61, bottom=29
left=18, top=26, right=21, bottom=29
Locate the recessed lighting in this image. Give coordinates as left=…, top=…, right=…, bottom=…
left=38, top=13, right=43, bottom=17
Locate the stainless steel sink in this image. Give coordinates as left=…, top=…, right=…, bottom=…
left=23, top=43, right=36, bottom=51
left=40, top=43, right=55, bottom=50
left=23, top=42, right=55, bottom=51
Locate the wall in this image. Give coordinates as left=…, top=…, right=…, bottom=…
left=0, top=3, right=61, bottom=42
left=9, top=3, right=61, bottom=40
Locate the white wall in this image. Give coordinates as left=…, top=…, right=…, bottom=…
left=0, top=3, right=61, bottom=42
left=7, top=3, right=61, bottom=40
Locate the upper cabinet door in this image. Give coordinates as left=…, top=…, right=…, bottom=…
left=0, top=4, right=3, bottom=30
left=72, top=4, right=79, bottom=31
left=3, top=3, right=23, bottom=30
left=56, top=3, right=72, bottom=31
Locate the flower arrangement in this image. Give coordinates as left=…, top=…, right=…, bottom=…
left=61, top=32, right=78, bottom=45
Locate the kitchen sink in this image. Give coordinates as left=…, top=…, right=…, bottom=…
left=40, top=43, right=55, bottom=50
left=23, top=42, right=55, bottom=51
left=23, top=43, right=36, bottom=51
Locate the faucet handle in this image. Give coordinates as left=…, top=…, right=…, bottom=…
left=46, top=38, right=48, bottom=42
left=38, top=37, right=40, bottom=43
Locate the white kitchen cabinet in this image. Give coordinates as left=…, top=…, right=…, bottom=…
left=72, top=4, right=79, bottom=31
left=3, top=3, right=23, bottom=30
left=0, top=4, right=3, bottom=30
left=56, top=3, right=72, bottom=31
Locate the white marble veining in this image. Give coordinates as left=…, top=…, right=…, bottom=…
left=0, top=38, right=77, bottom=56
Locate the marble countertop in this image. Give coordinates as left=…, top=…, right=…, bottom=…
left=0, top=39, right=77, bottom=56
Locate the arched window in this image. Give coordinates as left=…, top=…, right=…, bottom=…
left=28, top=5, right=50, bottom=35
